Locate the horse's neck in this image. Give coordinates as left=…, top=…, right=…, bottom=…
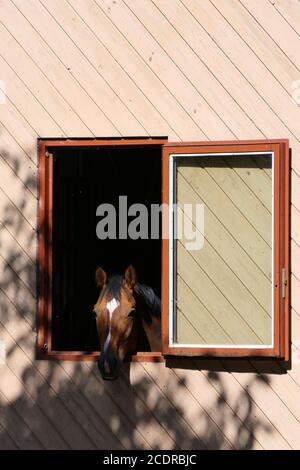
left=142, top=315, right=161, bottom=352
left=134, top=283, right=161, bottom=351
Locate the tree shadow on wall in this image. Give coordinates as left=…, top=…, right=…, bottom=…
left=0, top=149, right=274, bottom=449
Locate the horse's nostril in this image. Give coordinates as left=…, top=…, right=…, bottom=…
left=104, top=359, right=111, bottom=375
left=102, top=373, right=118, bottom=381
left=97, top=354, right=119, bottom=380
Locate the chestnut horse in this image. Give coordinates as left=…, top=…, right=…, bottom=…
left=93, top=265, right=161, bottom=380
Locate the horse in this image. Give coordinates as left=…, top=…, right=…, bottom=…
left=93, top=265, right=161, bottom=380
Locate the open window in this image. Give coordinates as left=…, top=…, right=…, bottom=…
left=38, top=138, right=165, bottom=361
left=162, top=140, right=289, bottom=360
left=38, top=138, right=289, bottom=362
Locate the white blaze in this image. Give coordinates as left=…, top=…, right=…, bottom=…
left=103, top=298, right=119, bottom=374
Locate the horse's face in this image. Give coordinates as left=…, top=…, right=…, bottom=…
left=94, top=266, right=137, bottom=380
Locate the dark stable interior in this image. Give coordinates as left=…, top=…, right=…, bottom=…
left=51, top=145, right=162, bottom=351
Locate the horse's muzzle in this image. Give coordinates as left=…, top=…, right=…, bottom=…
left=97, top=353, right=120, bottom=380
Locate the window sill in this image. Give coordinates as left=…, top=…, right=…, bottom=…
left=36, top=350, right=165, bottom=362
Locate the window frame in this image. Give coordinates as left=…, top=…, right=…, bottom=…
left=162, top=140, right=290, bottom=360
left=37, top=138, right=289, bottom=362
left=37, top=137, right=167, bottom=362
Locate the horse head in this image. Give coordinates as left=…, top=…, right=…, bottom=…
left=93, top=265, right=161, bottom=380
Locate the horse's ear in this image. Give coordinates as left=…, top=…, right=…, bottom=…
left=124, top=265, right=137, bottom=290
left=95, top=267, right=107, bottom=289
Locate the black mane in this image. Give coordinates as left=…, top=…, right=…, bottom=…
left=135, top=283, right=161, bottom=316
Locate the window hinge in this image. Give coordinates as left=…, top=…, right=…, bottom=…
left=282, top=268, right=287, bottom=298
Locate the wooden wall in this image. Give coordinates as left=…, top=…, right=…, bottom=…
left=0, top=0, right=300, bottom=449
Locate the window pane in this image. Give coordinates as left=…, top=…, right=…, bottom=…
left=172, top=153, right=273, bottom=347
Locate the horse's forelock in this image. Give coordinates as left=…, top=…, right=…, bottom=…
left=102, top=275, right=123, bottom=301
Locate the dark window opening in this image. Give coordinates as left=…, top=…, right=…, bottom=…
left=51, top=145, right=162, bottom=352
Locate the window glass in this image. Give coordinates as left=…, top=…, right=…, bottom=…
left=171, top=153, right=273, bottom=347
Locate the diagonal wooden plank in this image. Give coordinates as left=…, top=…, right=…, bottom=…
left=0, top=227, right=36, bottom=295
left=292, top=240, right=300, bottom=282
left=0, top=53, right=64, bottom=137
left=240, top=0, right=300, bottom=69
left=0, top=0, right=117, bottom=136
left=0, top=257, right=36, bottom=327
left=0, top=421, right=19, bottom=449
left=0, top=122, right=37, bottom=192
left=61, top=361, right=150, bottom=450
left=0, top=325, right=97, bottom=449
left=268, top=0, right=300, bottom=37
left=0, top=360, right=68, bottom=448
left=0, top=389, right=44, bottom=449
left=85, top=361, right=177, bottom=450
left=37, top=0, right=173, bottom=139
left=0, top=21, right=91, bottom=137
left=141, top=362, right=233, bottom=449
left=169, top=361, right=263, bottom=449
left=95, top=0, right=234, bottom=140
left=162, top=0, right=300, bottom=175
left=225, top=361, right=300, bottom=449
left=210, top=0, right=299, bottom=94
left=251, top=360, right=300, bottom=434
left=68, top=0, right=202, bottom=140
left=292, top=205, right=300, bottom=248
left=12, top=0, right=146, bottom=137
left=130, top=362, right=207, bottom=449
left=0, top=104, right=38, bottom=171
left=292, top=170, right=300, bottom=212
left=184, top=0, right=300, bottom=141
left=0, top=295, right=124, bottom=450
left=292, top=275, right=300, bottom=315
left=125, top=0, right=258, bottom=140
left=0, top=218, right=36, bottom=265
left=0, top=157, right=37, bottom=229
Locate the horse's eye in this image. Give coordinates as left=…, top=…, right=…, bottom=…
left=92, top=308, right=98, bottom=319
left=127, top=309, right=136, bottom=319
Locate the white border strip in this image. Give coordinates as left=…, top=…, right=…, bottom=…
left=169, top=151, right=274, bottom=349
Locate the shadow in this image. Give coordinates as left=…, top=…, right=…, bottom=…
left=0, top=146, right=275, bottom=450
left=166, top=357, right=289, bottom=375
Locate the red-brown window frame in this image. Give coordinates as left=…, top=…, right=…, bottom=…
left=162, top=139, right=290, bottom=360
left=37, top=137, right=167, bottom=362
left=38, top=138, right=290, bottom=362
